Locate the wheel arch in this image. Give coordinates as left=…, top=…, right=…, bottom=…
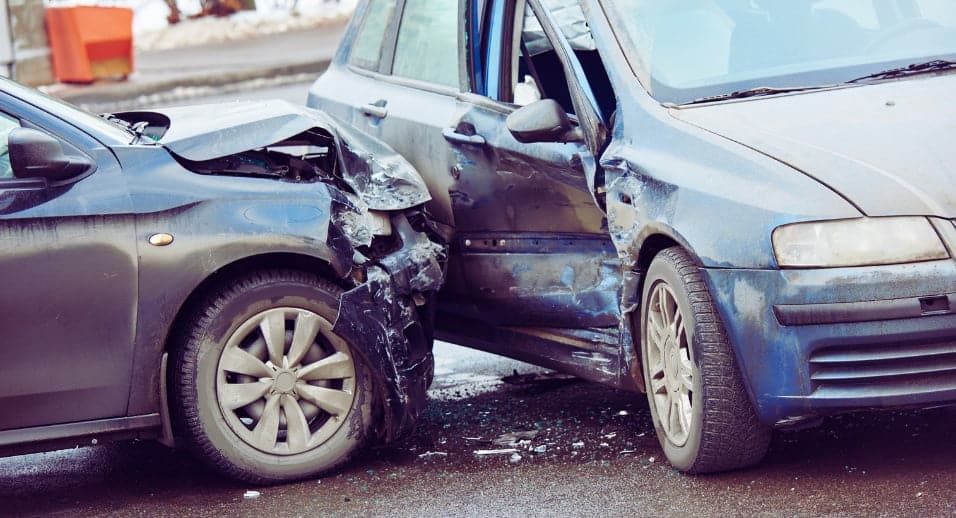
left=163, top=252, right=348, bottom=355
left=623, top=229, right=702, bottom=394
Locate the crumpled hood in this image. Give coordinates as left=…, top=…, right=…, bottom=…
left=670, top=74, right=956, bottom=218
left=129, top=100, right=431, bottom=211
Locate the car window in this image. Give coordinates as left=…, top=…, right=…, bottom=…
left=0, top=112, right=20, bottom=180
left=603, top=0, right=956, bottom=104
left=350, top=0, right=398, bottom=71
left=392, top=0, right=460, bottom=88
left=511, top=6, right=576, bottom=112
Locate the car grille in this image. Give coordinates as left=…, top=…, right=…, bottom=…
left=809, top=339, right=956, bottom=396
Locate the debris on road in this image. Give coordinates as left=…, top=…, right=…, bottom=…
left=509, top=453, right=523, bottom=464
left=418, top=451, right=449, bottom=459
left=572, top=441, right=585, bottom=449
left=474, top=449, right=519, bottom=456
left=243, top=491, right=260, bottom=500
left=493, top=431, right=539, bottom=447
left=533, top=445, right=548, bottom=454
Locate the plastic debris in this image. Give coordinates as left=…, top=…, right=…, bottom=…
left=418, top=451, right=449, bottom=459
left=616, top=410, right=629, bottom=416
left=533, top=445, right=548, bottom=454
left=572, top=441, right=585, bottom=448
left=493, top=431, right=539, bottom=447
left=243, top=490, right=261, bottom=500
left=509, top=453, right=523, bottom=464
left=474, top=449, right=519, bottom=455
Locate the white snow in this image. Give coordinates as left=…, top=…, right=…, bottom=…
left=43, top=0, right=357, bottom=51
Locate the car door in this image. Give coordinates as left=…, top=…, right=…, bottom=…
left=0, top=93, right=138, bottom=430
left=444, top=0, right=620, bottom=328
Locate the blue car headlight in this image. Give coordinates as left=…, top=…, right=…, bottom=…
left=772, top=217, right=949, bottom=268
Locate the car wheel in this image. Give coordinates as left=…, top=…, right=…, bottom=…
left=170, top=270, right=374, bottom=484
left=640, top=247, right=771, bottom=473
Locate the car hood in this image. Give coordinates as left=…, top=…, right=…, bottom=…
left=670, top=75, right=956, bottom=218
left=121, top=100, right=431, bottom=211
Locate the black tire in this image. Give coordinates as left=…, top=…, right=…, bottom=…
left=639, top=247, right=771, bottom=473
left=169, top=269, right=375, bottom=484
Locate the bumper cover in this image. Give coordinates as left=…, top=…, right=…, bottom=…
left=702, top=259, right=956, bottom=426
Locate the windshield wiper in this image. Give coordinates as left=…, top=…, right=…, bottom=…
left=100, top=113, right=150, bottom=142
left=847, top=59, right=956, bottom=83
left=680, top=85, right=836, bottom=106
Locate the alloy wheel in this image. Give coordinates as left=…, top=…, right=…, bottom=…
left=646, top=282, right=694, bottom=446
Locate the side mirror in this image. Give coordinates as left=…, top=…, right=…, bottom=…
left=506, top=99, right=582, bottom=144
left=9, top=128, right=94, bottom=182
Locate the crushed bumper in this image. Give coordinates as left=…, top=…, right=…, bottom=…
left=701, top=259, right=956, bottom=427
left=331, top=215, right=445, bottom=442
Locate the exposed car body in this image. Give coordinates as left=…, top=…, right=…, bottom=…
left=0, top=78, right=445, bottom=482
left=309, top=0, right=956, bottom=472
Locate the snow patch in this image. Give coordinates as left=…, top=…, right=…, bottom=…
left=45, top=0, right=357, bottom=51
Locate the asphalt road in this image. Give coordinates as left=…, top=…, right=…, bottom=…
left=3, top=83, right=956, bottom=517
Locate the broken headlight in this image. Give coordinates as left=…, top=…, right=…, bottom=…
left=331, top=197, right=393, bottom=249
left=772, top=217, right=949, bottom=268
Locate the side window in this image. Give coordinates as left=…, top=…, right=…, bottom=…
left=350, top=0, right=398, bottom=71
left=509, top=5, right=582, bottom=113
left=508, top=3, right=615, bottom=121
left=0, top=113, right=21, bottom=180
left=392, top=0, right=460, bottom=88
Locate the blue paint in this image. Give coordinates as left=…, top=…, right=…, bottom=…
left=484, top=0, right=505, bottom=98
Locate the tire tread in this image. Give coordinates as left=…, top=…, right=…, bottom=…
left=655, top=247, right=771, bottom=474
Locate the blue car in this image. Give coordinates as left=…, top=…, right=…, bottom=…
left=309, top=0, right=956, bottom=473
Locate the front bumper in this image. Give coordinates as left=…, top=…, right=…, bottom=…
left=702, top=259, right=956, bottom=427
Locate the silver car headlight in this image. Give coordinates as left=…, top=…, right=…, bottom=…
left=772, top=217, right=949, bottom=268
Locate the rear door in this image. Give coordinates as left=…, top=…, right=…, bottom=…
left=0, top=93, right=138, bottom=430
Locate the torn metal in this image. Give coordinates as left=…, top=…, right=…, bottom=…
left=112, top=100, right=432, bottom=211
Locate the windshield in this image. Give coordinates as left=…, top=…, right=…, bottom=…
left=602, top=0, right=956, bottom=104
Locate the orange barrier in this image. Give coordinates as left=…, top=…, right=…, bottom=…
left=45, top=6, right=134, bottom=83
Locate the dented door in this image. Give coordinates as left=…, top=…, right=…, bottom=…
left=445, top=97, right=619, bottom=328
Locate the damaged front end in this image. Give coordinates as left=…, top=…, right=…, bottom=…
left=331, top=211, right=446, bottom=441
left=113, top=100, right=448, bottom=442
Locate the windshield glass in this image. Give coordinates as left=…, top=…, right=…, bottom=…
left=602, top=0, right=956, bottom=104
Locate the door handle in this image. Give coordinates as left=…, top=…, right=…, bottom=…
left=442, top=127, right=486, bottom=146
left=362, top=103, right=388, bottom=119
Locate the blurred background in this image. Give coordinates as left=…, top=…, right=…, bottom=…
left=0, top=0, right=355, bottom=101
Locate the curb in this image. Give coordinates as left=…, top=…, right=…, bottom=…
left=51, top=59, right=331, bottom=106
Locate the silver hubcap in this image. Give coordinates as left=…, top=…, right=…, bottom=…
left=646, top=282, right=694, bottom=446
left=216, top=307, right=356, bottom=455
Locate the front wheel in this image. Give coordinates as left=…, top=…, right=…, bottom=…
left=170, top=270, right=375, bottom=484
left=640, top=247, right=771, bottom=473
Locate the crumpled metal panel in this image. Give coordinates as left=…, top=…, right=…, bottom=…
left=331, top=214, right=446, bottom=440
left=121, top=100, right=432, bottom=211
